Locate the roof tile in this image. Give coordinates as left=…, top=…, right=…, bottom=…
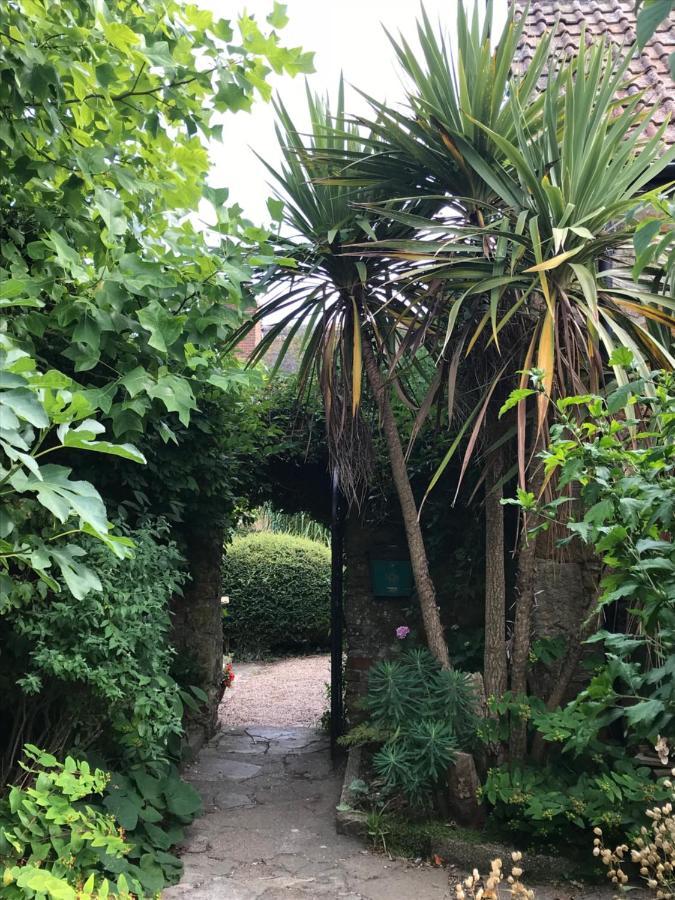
left=512, top=0, right=675, bottom=145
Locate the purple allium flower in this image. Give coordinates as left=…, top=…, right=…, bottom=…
left=395, top=625, right=411, bottom=640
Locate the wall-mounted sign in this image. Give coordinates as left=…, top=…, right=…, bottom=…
left=369, top=552, right=414, bottom=598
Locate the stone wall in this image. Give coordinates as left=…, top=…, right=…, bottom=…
left=343, top=509, right=484, bottom=721
left=344, top=515, right=419, bottom=723
left=171, top=524, right=225, bottom=756
left=343, top=504, right=596, bottom=720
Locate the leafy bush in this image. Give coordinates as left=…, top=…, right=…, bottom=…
left=481, top=744, right=669, bottom=841
left=0, top=746, right=130, bottom=899
left=482, top=368, right=675, bottom=842
left=222, top=532, right=330, bottom=655
left=348, top=649, right=479, bottom=803
left=0, top=519, right=189, bottom=780
left=0, top=745, right=202, bottom=898
left=101, top=764, right=201, bottom=894
left=518, top=367, right=675, bottom=746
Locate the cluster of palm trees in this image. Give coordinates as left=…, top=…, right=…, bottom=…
left=229, top=4, right=675, bottom=761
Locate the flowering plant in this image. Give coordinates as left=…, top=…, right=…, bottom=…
left=223, top=662, right=235, bottom=690
left=453, top=853, right=534, bottom=899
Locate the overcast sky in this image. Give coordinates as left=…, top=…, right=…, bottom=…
left=200, top=1, right=507, bottom=223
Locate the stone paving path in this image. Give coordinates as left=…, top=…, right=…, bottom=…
left=164, top=725, right=450, bottom=899
left=164, top=726, right=624, bottom=899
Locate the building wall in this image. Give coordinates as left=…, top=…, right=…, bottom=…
left=234, top=320, right=262, bottom=360
left=343, top=508, right=484, bottom=721
left=344, top=515, right=418, bottom=723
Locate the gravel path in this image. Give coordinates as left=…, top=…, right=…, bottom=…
left=219, top=654, right=330, bottom=727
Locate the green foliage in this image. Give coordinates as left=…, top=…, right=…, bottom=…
left=532, top=370, right=675, bottom=747
left=0, top=0, right=312, bottom=594
left=0, top=1, right=312, bottom=892
left=338, top=723, right=391, bottom=749
left=365, top=649, right=479, bottom=803
left=0, top=0, right=311, bottom=437
left=0, top=746, right=129, bottom=899
left=245, top=376, right=332, bottom=527
left=0, top=334, right=140, bottom=604
left=635, top=1, right=674, bottom=77
left=481, top=753, right=669, bottom=843
left=0, top=520, right=189, bottom=781
left=95, top=383, right=273, bottom=534
left=222, top=531, right=330, bottom=656
left=484, top=370, right=675, bottom=841
left=0, top=745, right=202, bottom=898
left=247, top=502, right=330, bottom=545
left=327, top=5, right=675, bottom=498
left=100, top=766, right=201, bottom=895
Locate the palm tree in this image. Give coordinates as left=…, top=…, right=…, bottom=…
left=320, top=9, right=675, bottom=757
left=314, top=3, right=562, bottom=706
left=226, top=82, right=454, bottom=666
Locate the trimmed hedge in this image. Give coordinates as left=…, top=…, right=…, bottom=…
left=222, top=532, right=331, bottom=655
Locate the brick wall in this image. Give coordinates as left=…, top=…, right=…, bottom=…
left=233, top=320, right=262, bottom=360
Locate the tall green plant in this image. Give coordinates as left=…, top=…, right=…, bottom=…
left=226, top=81, right=454, bottom=666
left=340, top=11, right=675, bottom=757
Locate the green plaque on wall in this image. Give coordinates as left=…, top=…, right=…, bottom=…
left=369, top=557, right=414, bottom=598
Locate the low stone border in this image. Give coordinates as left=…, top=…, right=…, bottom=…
left=428, top=835, right=573, bottom=883
left=336, top=747, right=587, bottom=884
left=335, top=746, right=370, bottom=838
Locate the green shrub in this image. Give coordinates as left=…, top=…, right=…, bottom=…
left=0, top=746, right=129, bottom=899
left=344, top=649, right=480, bottom=804
left=0, top=518, right=189, bottom=780
left=222, top=532, right=330, bottom=655
left=482, top=367, right=675, bottom=843
left=0, top=745, right=202, bottom=898
left=100, top=763, right=201, bottom=894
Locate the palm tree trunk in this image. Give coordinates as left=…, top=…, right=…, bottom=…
left=508, top=465, right=544, bottom=761
left=361, top=335, right=450, bottom=669
left=530, top=561, right=601, bottom=763
left=484, top=447, right=507, bottom=701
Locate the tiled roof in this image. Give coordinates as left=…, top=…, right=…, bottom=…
left=512, top=0, right=675, bottom=146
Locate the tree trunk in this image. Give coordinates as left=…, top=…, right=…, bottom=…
left=508, top=465, right=544, bottom=761
left=361, top=336, right=451, bottom=669
left=484, top=446, right=507, bottom=701
left=530, top=560, right=601, bottom=763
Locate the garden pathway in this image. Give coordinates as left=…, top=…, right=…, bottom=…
left=220, top=655, right=330, bottom=728
left=163, top=725, right=451, bottom=899
left=165, top=658, right=625, bottom=899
